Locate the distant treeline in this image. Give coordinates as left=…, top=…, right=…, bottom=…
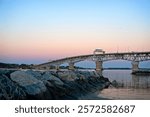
left=0, top=63, right=33, bottom=69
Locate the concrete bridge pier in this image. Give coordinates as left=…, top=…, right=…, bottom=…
left=69, top=62, right=75, bottom=70
left=95, top=60, right=103, bottom=74
left=132, top=61, right=139, bottom=72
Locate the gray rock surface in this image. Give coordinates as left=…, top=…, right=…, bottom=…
left=42, top=71, right=64, bottom=86
left=0, top=69, right=110, bottom=100
left=26, top=70, right=42, bottom=79
left=10, top=71, right=47, bottom=96
left=57, top=71, right=79, bottom=81
left=0, top=74, right=26, bottom=99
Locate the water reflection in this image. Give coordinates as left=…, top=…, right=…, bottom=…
left=132, top=75, right=150, bottom=89
left=100, top=70, right=150, bottom=99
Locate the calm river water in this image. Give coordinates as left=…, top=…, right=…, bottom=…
left=99, top=70, right=150, bottom=99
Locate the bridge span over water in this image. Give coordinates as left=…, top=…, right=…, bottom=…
left=35, top=51, right=150, bottom=73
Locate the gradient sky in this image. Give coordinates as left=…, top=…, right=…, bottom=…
left=0, top=0, right=150, bottom=64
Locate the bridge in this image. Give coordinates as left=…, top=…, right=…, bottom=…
left=34, top=51, right=150, bottom=74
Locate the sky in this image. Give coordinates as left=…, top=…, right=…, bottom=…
left=0, top=0, right=150, bottom=64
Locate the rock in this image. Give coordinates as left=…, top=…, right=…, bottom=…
left=0, top=74, right=26, bottom=99
left=57, top=71, right=79, bottom=81
left=26, top=70, right=42, bottom=79
left=0, top=69, right=110, bottom=100
left=0, top=69, right=10, bottom=75
left=111, top=80, right=119, bottom=88
left=10, top=71, right=47, bottom=97
left=42, top=71, right=64, bottom=86
left=0, top=69, right=16, bottom=77
left=90, top=71, right=100, bottom=77
left=77, top=71, right=100, bottom=79
left=111, top=80, right=124, bottom=88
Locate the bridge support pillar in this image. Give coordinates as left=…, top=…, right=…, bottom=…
left=132, top=61, right=139, bottom=72
left=69, top=62, right=75, bottom=70
left=95, top=61, right=103, bottom=75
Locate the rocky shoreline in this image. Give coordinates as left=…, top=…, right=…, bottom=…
left=0, top=69, right=110, bottom=100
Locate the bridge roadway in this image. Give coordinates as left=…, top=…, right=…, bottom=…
left=34, top=51, right=150, bottom=74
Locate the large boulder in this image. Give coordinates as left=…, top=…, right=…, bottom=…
left=10, top=71, right=47, bottom=97
left=0, top=69, right=10, bottom=75
left=57, top=71, right=79, bottom=81
left=77, top=71, right=100, bottom=78
left=26, top=70, right=42, bottom=79
left=42, top=71, right=64, bottom=86
left=0, top=74, right=26, bottom=99
left=0, top=69, right=16, bottom=77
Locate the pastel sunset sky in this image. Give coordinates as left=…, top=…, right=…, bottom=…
left=0, top=0, right=150, bottom=64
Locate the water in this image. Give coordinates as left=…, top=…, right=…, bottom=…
left=99, top=70, right=150, bottom=99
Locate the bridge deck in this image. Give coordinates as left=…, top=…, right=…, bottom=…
left=36, top=51, right=150, bottom=67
